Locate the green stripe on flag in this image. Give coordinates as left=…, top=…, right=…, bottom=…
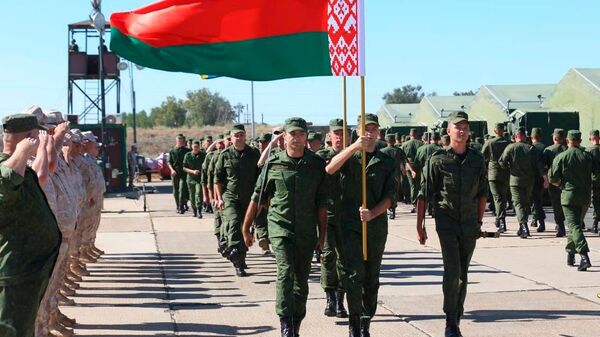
left=110, top=28, right=332, bottom=81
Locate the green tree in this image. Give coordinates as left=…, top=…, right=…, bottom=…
left=453, top=90, right=477, bottom=96
left=183, top=88, right=235, bottom=126
left=150, top=96, right=187, bottom=127
left=382, top=85, right=435, bottom=104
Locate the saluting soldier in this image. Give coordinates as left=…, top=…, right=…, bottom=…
left=168, top=134, right=191, bottom=213
left=482, top=123, right=511, bottom=231
left=548, top=130, right=593, bottom=271
left=242, top=117, right=327, bottom=337
left=416, top=111, right=488, bottom=337
left=316, top=119, right=349, bottom=319
left=0, top=114, right=61, bottom=337
left=326, top=114, right=397, bottom=337
left=530, top=128, right=547, bottom=231
left=543, top=129, right=567, bottom=236
left=403, top=128, right=424, bottom=212
left=499, top=127, right=547, bottom=238
left=183, top=140, right=206, bottom=218
left=215, top=124, right=260, bottom=277
left=586, top=129, right=600, bottom=234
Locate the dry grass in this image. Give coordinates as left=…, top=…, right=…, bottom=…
left=126, top=124, right=277, bottom=157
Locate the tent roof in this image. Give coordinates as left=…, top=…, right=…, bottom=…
left=571, top=68, right=600, bottom=92
left=480, top=84, right=556, bottom=110
left=377, top=103, right=420, bottom=125
left=421, top=96, right=475, bottom=118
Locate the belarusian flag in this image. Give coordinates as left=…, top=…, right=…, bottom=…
left=109, top=0, right=364, bottom=81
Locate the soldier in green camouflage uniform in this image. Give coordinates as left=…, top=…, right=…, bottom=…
left=482, top=122, right=511, bottom=229
left=254, top=133, right=273, bottom=253
left=0, top=114, right=61, bottom=337
left=214, top=124, right=260, bottom=276
left=586, top=129, right=600, bottom=234
left=203, top=135, right=225, bottom=252
left=242, top=118, right=328, bottom=337
left=403, top=128, right=424, bottom=212
left=549, top=130, right=593, bottom=271
left=416, top=111, right=488, bottom=337
left=395, top=132, right=411, bottom=204
left=168, top=134, right=191, bottom=213
left=530, top=128, right=547, bottom=231
left=499, top=127, right=547, bottom=239
left=315, top=119, right=349, bottom=319
left=381, top=132, right=406, bottom=219
left=413, top=132, right=442, bottom=217
left=183, top=141, right=206, bottom=218
left=543, top=129, right=567, bottom=236
left=326, top=114, right=397, bottom=337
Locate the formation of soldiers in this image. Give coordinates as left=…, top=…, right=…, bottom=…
left=0, top=107, right=105, bottom=337
left=168, top=111, right=596, bottom=337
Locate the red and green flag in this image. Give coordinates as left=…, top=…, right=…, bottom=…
left=109, top=0, right=364, bottom=81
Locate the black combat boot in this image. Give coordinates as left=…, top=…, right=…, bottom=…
left=197, top=207, right=203, bottom=219
left=567, top=252, right=575, bottom=266
left=494, top=219, right=501, bottom=228
left=444, top=312, right=461, bottom=337
left=578, top=253, right=592, bottom=271
left=581, top=221, right=587, bottom=231
left=388, top=208, right=395, bottom=220
left=360, top=318, right=371, bottom=337
left=336, top=291, right=348, bottom=318
left=324, top=290, right=336, bottom=317
left=530, top=219, right=538, bottom=228
left=293, top=320, right=302, bottom=337
left=280, top=318, right=294, bottom=337
left=592, top=219, right=599, bottom=233
left=518, top=223, right=528, bottom=239
left=192, top=209, right=198, bottom=217
left=348, top=315, right=361, bottom=337
left=498, top=219, right=507, bottom=233
left=536, top=219, right=546, bottom=232
left=556, top=223, right=566, bottom=237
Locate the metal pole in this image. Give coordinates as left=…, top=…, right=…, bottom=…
left=343, top=77, right=348, bottom=148
left=99, top=31, right=108, bottom=185
left=130, top=63, right=137, bottom=143
left=251, top=81, right=256, bottom=139
left=360, top=76, right=367, bottom=261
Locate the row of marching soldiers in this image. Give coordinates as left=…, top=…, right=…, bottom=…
left=0, top=107, right=105, bottom=337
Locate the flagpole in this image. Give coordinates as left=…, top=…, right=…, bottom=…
left=251, top=81, right=256, bottom=139
left=342, top=77, right=348, bottom=148
left=360, top=76, right=367, bottom=261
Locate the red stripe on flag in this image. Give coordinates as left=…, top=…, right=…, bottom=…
left=110, top=0, right=329, bottom=48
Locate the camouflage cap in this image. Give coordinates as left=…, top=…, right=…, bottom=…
left=2, top=113, right=47, bottom=133
left=553, top=128, right=565, bottom=137
left=385, top=133, right=395, bottom=140
left=513, top=126, right=526, bottom=135
left=22, top=105, right=47, bottom=125
left=258, top=133, right=272, bottom=142
left=216, top=134, right=224, bottom=141
left=71, top=129, right=85, bottom=143
left=329, top=118, right=345, bottom=131
left=531, top=127, right=542, bottom=135
left=567, top=130, right=582, bottom=141
left=44, top=109, right=65, bottom=126
left=192, top=140, right=201, bottom=146
left=432, top=131, right=441, bottom=138
left=494, top=122, right=505, bottom=130
left=357, top=113, right=379, bottom=126
left=231, top=124, right=246, bottom=134
left=448, top=111, right=469, bottom=124
left=308, top=132, right=322, bottom=141
left=82, top=131, right=98, bottom=143
left=395, top=132, right=401, bottom=139
left=284, top=117, right=308, bottom=133
left=206, top=135, right=213, bottom=141
left=409, top=128, right=417, bottom=134
left=590, top=129, right=600, bottom=137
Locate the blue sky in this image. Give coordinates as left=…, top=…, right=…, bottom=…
left=1, top=0, right=598, bottom=125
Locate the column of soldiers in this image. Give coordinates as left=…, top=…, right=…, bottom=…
left=0, top=107, right=106, bottom=337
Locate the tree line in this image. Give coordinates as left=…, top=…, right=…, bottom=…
left=382, top=84, right=476, bottom=104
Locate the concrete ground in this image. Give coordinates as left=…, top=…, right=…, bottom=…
left=62, top=181, right=600, bottom=337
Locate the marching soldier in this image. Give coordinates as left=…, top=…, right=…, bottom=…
left=380, top=132, right=406, bottom=219
left=205, top=135, right=226, bottom=252
left=316, top=119, right=349, bottom=318
left=548, top=130, right=593, bottom=271
left=543, top=129, right=567, bottom=236
left=416, top=111, right=488, bottom=337
left=242, top=117, right=327, bottom=337
left=183, top=140, right=206, bottom=218
left=413, top=131, right=442, bottom=217
left=499, top=127, right=548, bottom=238
left=403, top=128, right=424, bottom=212
left=326, top=114, right=397, bottom=337
left=214, top=124, right=260, bottom=276
left=586, top=129, right=600, bottom=234
left=530, top=128, right=547, bottom=231
left=168, top=134, right=191, bottom=213
left=482, top=123, right=511, bottom=231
